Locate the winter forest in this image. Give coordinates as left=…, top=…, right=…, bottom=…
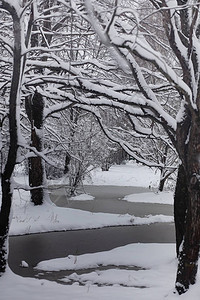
left=2, top=0, right=200, bottom=298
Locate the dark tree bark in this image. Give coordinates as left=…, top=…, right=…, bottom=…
left=0, top=178, right=12, bottom=274
left=174, top=164, right=188, bottom=257
left=64, top=152, right=71, bottom=174
left=25, top=1, right=54, bottom=205
left=176, top=120, right=200, bottom=294
left=160, top=2, right=200, bottom=292
left=26, top=92, right=44, bottom=205
left=158, top=169, right=173, bottom=192
left=158, top=177, right=165, bottom=192
left=0, top=2, right=22, bottom=275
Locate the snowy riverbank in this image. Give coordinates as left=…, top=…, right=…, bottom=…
left=3, top=244, right=200, bottom=300
left=2, top=162, right=190, bottom=300
left=10, top=162, right=174, bottom=235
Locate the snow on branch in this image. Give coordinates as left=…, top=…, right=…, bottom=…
left=25, top=53, right=177, bottom=135
left=85, top=0, right=192, bottom=102
left=77, top=103, right=176, bottom=169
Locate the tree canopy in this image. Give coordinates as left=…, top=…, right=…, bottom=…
left=1, top=0, right=200, bottom=295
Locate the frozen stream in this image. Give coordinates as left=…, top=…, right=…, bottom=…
left=50, top=185, right=173, bottom=216
left=8, top=185, right=175, bottom=283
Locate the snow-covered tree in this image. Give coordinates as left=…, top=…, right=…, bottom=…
left=1, top=1, right=198, bottom=294
left=0, top=0, right=24, bottom=275
left=44, top=107, right=123, bottom=195
left=83, top=0, right=200, bottom=294
left=92, top=106, right=178, bottom=190
left=22, top=0, right=105, bottom=203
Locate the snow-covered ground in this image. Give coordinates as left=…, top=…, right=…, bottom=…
left=2, top=162, right=197, bottom=299
left=11, top=162, right=174, bottom=235
left=10, top=189, right=173, bottom=235
left=84, top=162, right=160, bottom=187
left=54, top=161, right=162, bottom=188
left=2, top=244, right=200, bottom=300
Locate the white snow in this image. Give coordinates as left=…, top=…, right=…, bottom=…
left=123, top=191, right=174, bottom=205
left=10, top=162, right=173, bottom=235
left=2, top=244, right=200, bottom=300
left=36, top=243, right=175, bottom=271
left=83, top=161, right=161, bottom=187
left=1, top=161, right=189, bottom=300
left=20, top=261, right=29, bottom=268
left=70, top=194, right=95, bottom=201
left=10, top=189, right=173, bottom=235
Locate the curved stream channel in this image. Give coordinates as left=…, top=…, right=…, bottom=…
left=8, top=186, right=175, bottom=284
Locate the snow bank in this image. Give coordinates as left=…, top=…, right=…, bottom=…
left=2, top=244, right=200, bottom=299
left=123, top=191, right=174, bottom=205
left=36, top=243, right=175, bottom=271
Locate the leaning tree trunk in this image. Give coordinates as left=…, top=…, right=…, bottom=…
left=158, top=176, right=165, bottom=192
left=26, top=92, right=44, bottom=205
left=176, top=121, right=200, bottom=294
left=158, top=168, right=175, bottom=192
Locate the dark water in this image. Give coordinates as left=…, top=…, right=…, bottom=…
left=49, top=185, right=173, bottom=216
left=8, top=185, right=175, bottom=282
left=9, top=223, right=175, bottom=280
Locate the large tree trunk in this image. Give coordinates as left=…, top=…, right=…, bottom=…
left=0, top=177, right=12, bottom=274
left=0, top=2, right=21, bottom=275
left=26, top=92, right=44, bottom=205
left=176, top=121, right=200, bottom=294
left=25, top=1, right=53, bottom=205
